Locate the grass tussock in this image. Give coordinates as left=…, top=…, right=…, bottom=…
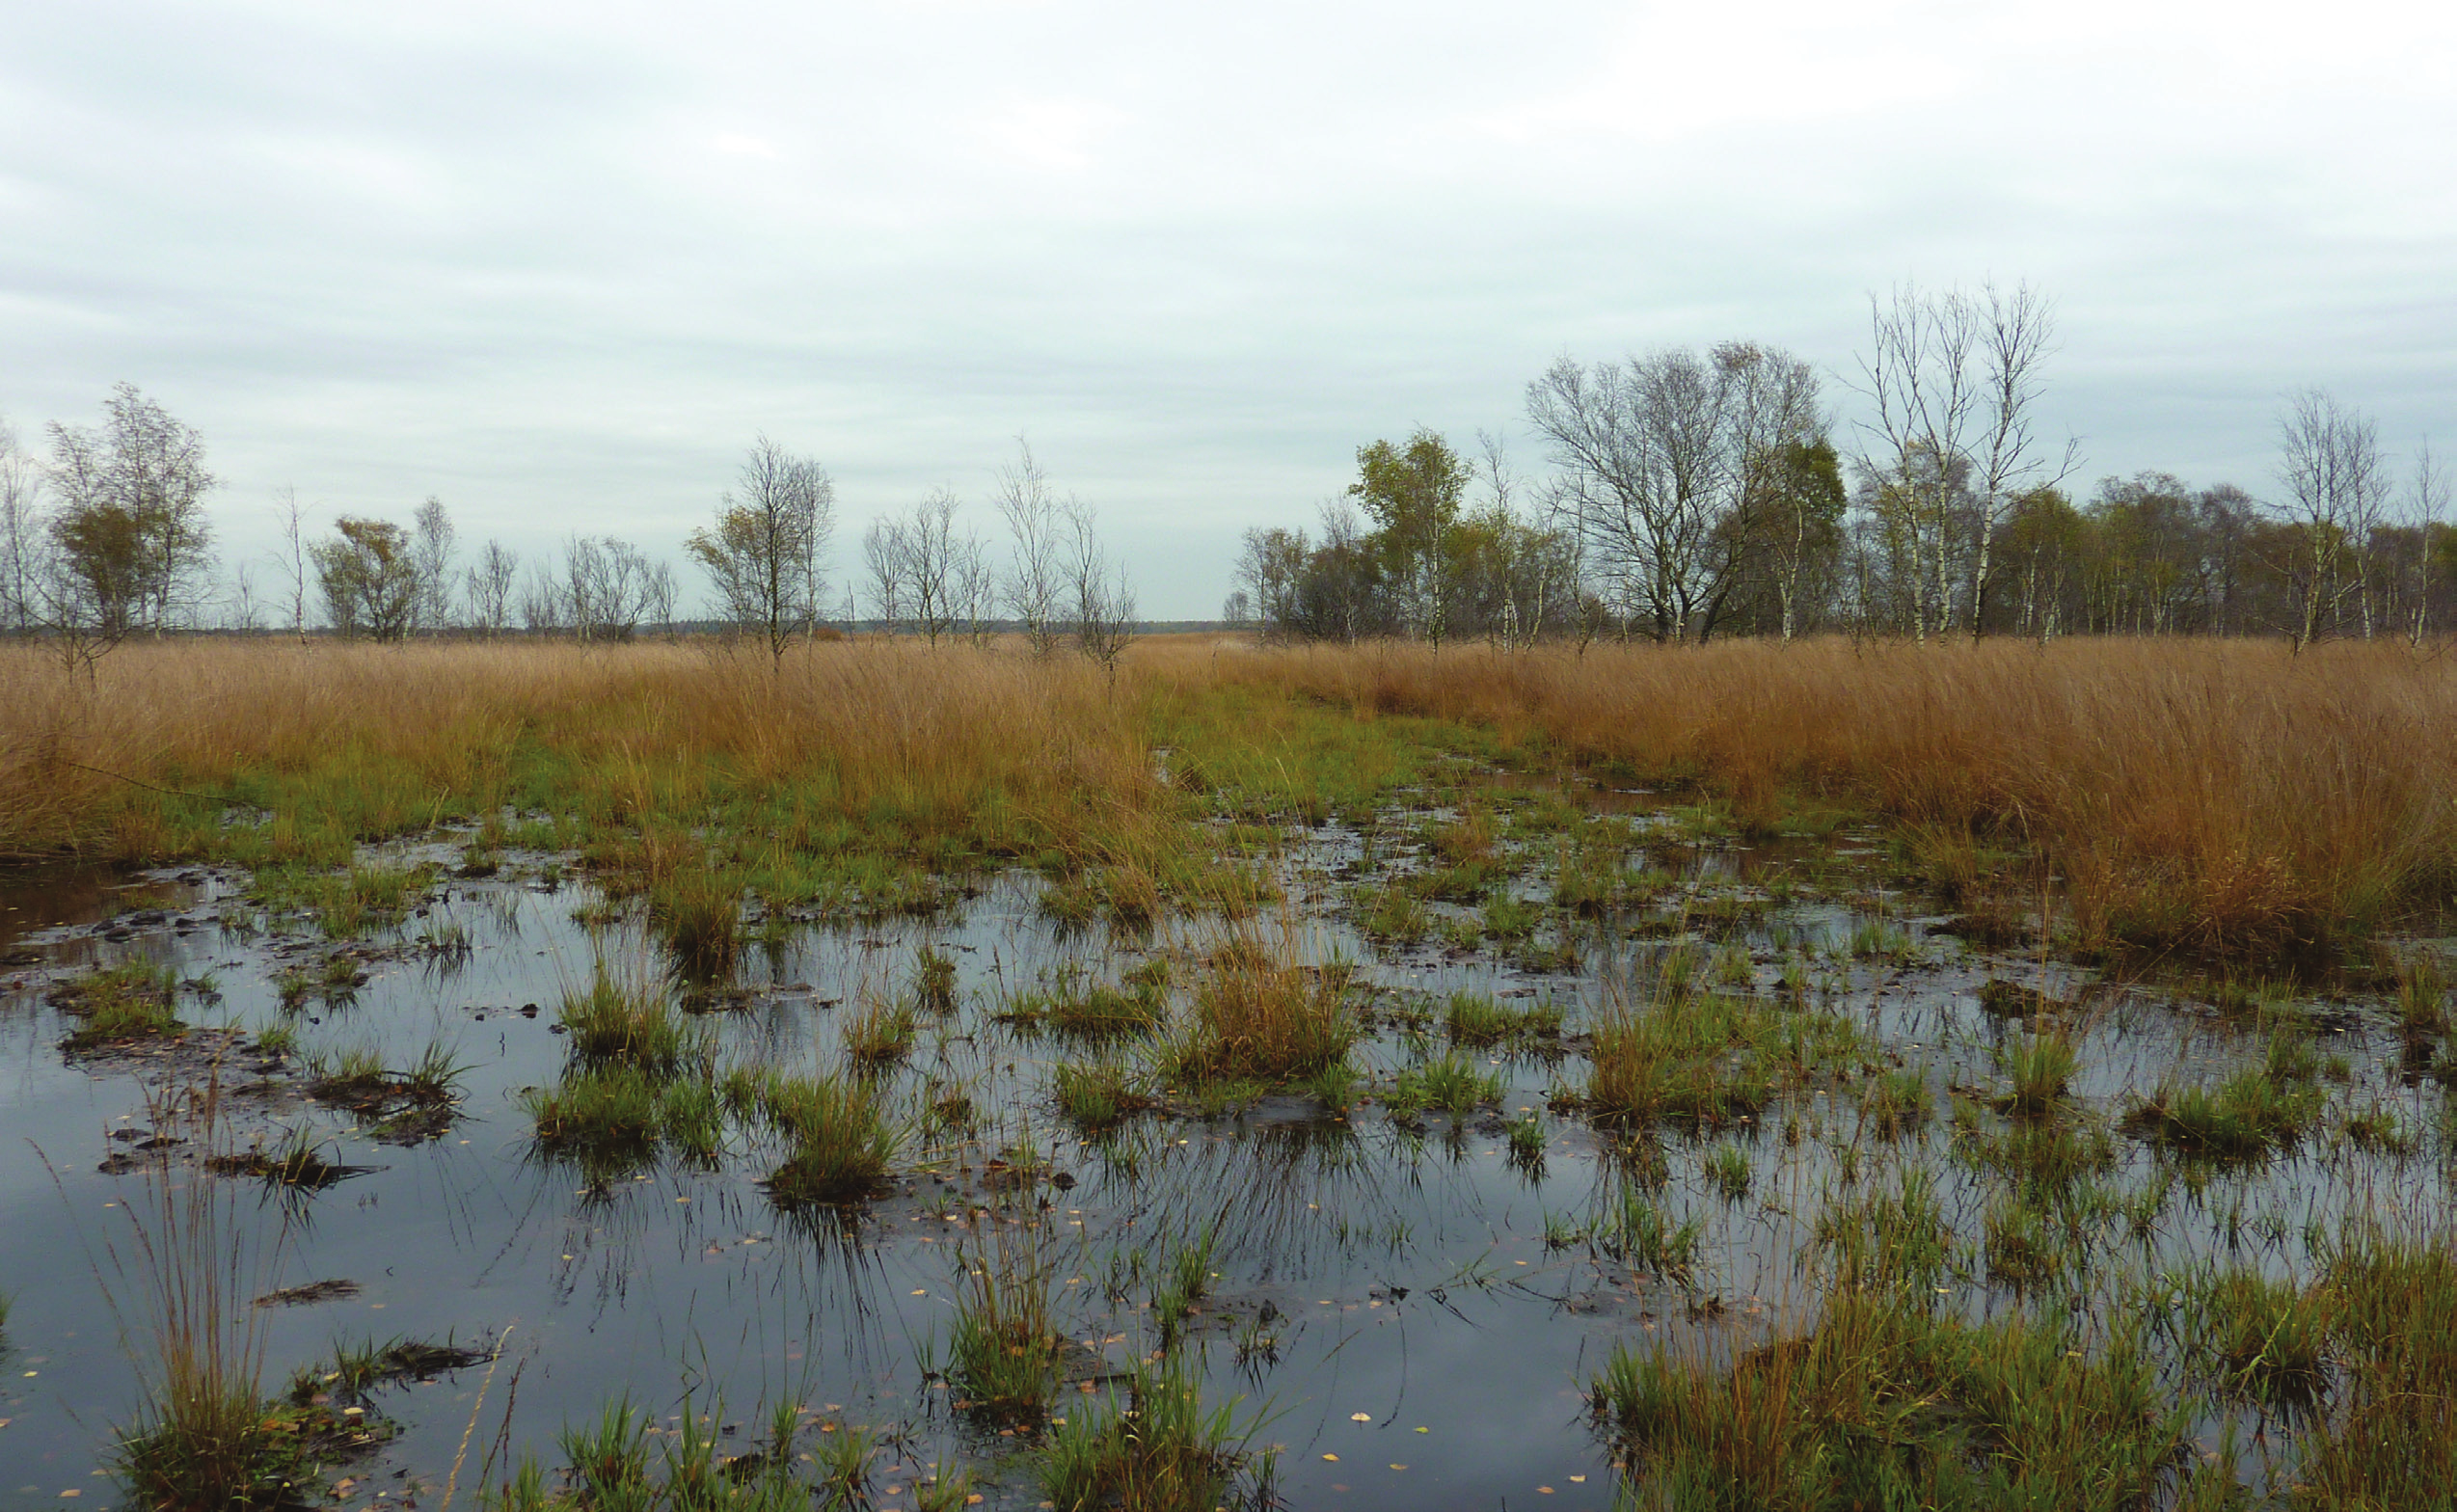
left=734, top=1068, right=898, bottom=1205
left=943, top=1213, right=1068, bottom=1422
left=105, top=1082, right=384, bottom=1511
left=52, top=960, right=183, bottom=1046
left=2124, top=1065, right=2325, bottom=1160
left=1038, top=1355, right=1265, bottom=1512
left=556, top=970, right=708, bottom=1076
left=1443, top=989, right=1564, bottom=1047
left=1591, top=1291, right=2185, bottom=1509
left=1585, top=974, right=1869, bottom=1130
left=1167, top=932, right=1356, bottom=1087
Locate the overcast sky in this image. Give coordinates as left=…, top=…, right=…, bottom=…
left=4, top=0, right=2452, bottom=617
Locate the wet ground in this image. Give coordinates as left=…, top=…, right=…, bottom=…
left=0, top=772, right=2442, bottom=1510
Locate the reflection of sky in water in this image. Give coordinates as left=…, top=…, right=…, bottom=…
left=0, top=801, right=2431, bottom=1508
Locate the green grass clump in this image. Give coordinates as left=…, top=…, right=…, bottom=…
left=1813, top=1168, right=1956, bottom=1295
left=1356, top=884, right=1430, bottom=943
left=556, top=972, right=707, bottom=1076
left=842, top=993, right=918, bottom=1067
left=2295, top=1229, right=2457, bottom=1502
left=1600, top=1189, right=1701, bottom=1282
left=944, top=1218, right=1066, bottom=1422
left=647, top=867, right=742, bottom=985
left=1998, top=1032, right=2078, bottom=1116
left=1480, top=894, right=1541, bottom=942
left=290, top=863, right=432, bottom=937
left=486, top=1395, right=807, bottom=1512
left=1167, top=936, right=1355, bottom=1087
left=1586, top=986, right=1866, bottom=1130
left=1857, top=1067, right=1931, bottom=1138
left=751, top=1071, right=897, bottom=1205
left=2395, top=950, right=2448, bottom=1039
left=1382, top=1052, right=1502, bottom=1119
left=1958, top=1114, right=2118, bottom=1192
left=1591, top=1292, right=2184, bottom=1507
left=1981, top=1195, right=2066, bottom=1291
left=1443, top=990, right=1563, bottom=1047
left=2124, top=1066, right=2324, bottom=1160
left=54, top=961, right=184, bottom=1047
left=2170, top=1262, right=2327, bottom=1406
left=913, top=944, right=958, bottom=1012
left=1037, top=1355, right=1262, bottom=1512
left=1149, top=1228, right=1220, bottom=1343
left=526, top=1066, right=660, bottom=1155
left=1016, top=959, right=1171, bottom=1039
left=1704, top=1144, right=1752, bottom=1201
left=1053, top=1058, right=1148, bottom=1131
left=1508, top=1113, right=1548, bottom=1166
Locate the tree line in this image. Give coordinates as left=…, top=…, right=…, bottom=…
left=1234, top=284, right=2452, bottom=650
left=0, top=392, right=1140, bottom=674
left=6, top=287, right=2447, bottom=662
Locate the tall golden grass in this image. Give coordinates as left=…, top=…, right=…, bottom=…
left=3, top=634, right=2448, bottom=959
left=1155, top=635, right=2457, bottom=959
left=0, top=638, right=1162, bottom=864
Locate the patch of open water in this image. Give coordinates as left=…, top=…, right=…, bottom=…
left=0, top=789, right=2436, bottom=1509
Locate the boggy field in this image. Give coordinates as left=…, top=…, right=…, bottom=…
left=1, top=634, right=2454, bottom=1512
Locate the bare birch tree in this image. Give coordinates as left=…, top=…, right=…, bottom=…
left=1064, top=499, right=1136, bottom=683
left=1853, top=284, right=1981, bottom=641
left=2272, top=389, right=2390, bottom=652
left=411, top=496, right=458, bottom=634
left=862, top=517, right=906, bottom=634
left=994, top=440, right=1066, bottom=656
left=275, top=486, right=312, bottom=641
left=0, top=414, right=45, bottom=635
left=2405, top=440, right=2446, bottom=647
left=465, top=540, right=519, bottom=637
left=1964, top=283, right=2078, bottom=640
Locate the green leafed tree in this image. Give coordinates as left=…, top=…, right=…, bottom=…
left=1348, top=428, right=1472, bottom=644
left=687, top=436, right=834, bottom=669
left=43, top=383, right=217, bottom=641
left=312, top=517, right=421, bottom=641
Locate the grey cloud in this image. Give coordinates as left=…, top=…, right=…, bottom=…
left=4, top=0, right=2452, bottom=615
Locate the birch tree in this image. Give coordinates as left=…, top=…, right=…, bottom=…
left=2272, top=389, right=2389, bottom=652
left=686, top=436, right=834, bottom=668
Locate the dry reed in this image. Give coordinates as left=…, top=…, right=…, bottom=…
left=1156, top=635, right=2457, bottom=959
left=7, top=634, right=2448, bottom=960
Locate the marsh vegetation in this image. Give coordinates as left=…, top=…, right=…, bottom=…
left=2, top=634, right=2455, bottom=1510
